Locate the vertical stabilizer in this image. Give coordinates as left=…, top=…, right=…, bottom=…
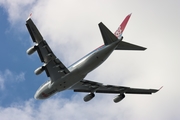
left=99, top=13, right=146, bottom=50
left=114, top=13, right=131, bottom=39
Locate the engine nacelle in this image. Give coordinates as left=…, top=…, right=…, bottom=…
left=83, top=93, right=95, bottom=102
left=27, top=46, right=36, bottom=55
left=113, top=94, right=125, bottom=103
left=34, top=66, right=44, bottom=75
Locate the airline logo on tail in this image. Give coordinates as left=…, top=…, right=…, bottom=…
left=114, top=13, right=132, bottom=39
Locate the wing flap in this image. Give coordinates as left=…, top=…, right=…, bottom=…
left=96, top=85, right=128, bottom=94
left=72, top=80, right=103, bottom=91
left=35, top=40, right=70, bottom=82
left=44, top=58, right=69, bottom=81
left=36, top=40, right=56, bottom=63
left=71, top=79, right=159, bottom=95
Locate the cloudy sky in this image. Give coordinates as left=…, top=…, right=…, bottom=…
left=0, top=0, right=180, bottom=119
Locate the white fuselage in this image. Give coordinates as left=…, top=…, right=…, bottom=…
left=34, top=40, right=121, bottom=99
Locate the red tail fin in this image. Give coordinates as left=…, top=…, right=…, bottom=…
left=114, top=13, right=132, bottom=39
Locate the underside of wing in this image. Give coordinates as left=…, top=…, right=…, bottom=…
left=70, top=80, right=103, bottom=92
left=70, top=79, right=159, bottom=103
left=26, top=18, right=43, bottom=43
left=71, top=79, right=159, bottom=94
left=125, top=88, right=158, bottom=94
left=26, top=18, right=70, bottom=82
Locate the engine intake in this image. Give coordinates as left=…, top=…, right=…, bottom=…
left=113, top=94, right=125, bottom=103
left=34, top=66, right=44, bottom=75
left=84, top=93, right=95, bottom=102
left=27, top=46, right=36, bottom=55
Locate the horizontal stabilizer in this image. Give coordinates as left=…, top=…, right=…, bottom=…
left=116, top=41, right=146, bottom=50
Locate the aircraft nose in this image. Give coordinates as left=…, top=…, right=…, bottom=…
left=34, top=92, right=40, bottom=100
left=34, top=91, right=44, bottom=100
left=34, top=91, right=48, bottom=100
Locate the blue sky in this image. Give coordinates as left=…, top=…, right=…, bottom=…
left=0, top=0, right=180, bottom=119
left=0, top=7, right=73, bottom=106
left=0, top=7, right=37, bottom=106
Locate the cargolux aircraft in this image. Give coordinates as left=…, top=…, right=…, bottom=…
left=26, top=14, right=159, bottom=103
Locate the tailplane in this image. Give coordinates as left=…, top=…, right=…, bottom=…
left=98, top=13, right=146, bottom=50
left=115, top=41, right=146, bottom=50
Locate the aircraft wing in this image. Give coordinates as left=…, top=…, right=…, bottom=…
left=70, top=79, right=159, bottom=94
left=26, top=18, right=70, bottom=82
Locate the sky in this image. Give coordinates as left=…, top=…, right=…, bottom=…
left=0, top=0, right=180, bottom=119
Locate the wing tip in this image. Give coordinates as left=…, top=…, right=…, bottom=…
left=143, top=47, right=147, bottom=50
left=27, top=13, right=32, bottom=21
left=153, top=86, right=163, bottom=93
left=98, top=22, right=103, bottom=26
left=158, top=86, right=163, bottom=91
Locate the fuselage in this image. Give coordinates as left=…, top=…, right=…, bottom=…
left=34, top=40, right=121, bottom=99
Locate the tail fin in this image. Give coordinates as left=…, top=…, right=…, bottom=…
left=99, top=13, right=131, bottom=45
left=98, top=14, right=146, bottom=51
left=114, top=13, right=131, bottom=39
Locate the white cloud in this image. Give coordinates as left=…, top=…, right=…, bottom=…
left=0, top=0, right=36, bottom=26
left=15, top=72, right=25, bottom=82
left=0, top=95, right=143, bottom=120
left=0, top=69, right=25, bottom=90
left=0, top=69, right=12, bottom=90
left=1, top=0, right=180, bottom=119
left=0, top=76, right=4, bottom=90
left=0, top=93, right=179, bottom=120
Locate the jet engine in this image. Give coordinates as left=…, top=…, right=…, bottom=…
left=113, top=94, right=125, bottom=103
left=83, top=93, right=95, bottom=102
left=34, top=66, right=44, bottom=75
left=27, top=46, right=36, bottom=55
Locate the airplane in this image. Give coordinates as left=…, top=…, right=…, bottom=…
left=26, top=13, right=160, bottom=103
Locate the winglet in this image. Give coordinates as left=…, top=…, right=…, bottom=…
left=27, top=13, right=32, bottom=21
left=114, top=13, right=132, bottom=39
